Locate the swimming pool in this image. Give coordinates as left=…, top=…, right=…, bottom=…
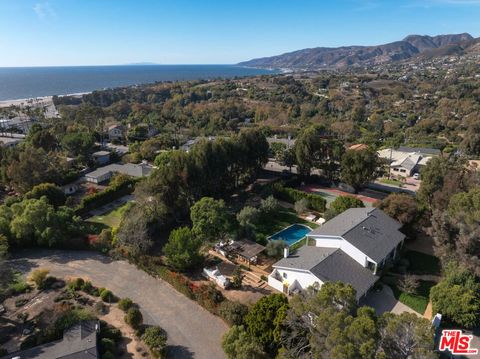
left=269, top=224, right=312, bottom=246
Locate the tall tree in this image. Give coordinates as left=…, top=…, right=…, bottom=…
left=340, top=149, right=380, bottom=192
left=163, top=226, right=203, bottom=271
left=190, top=197, right=229, bottom=242
left=295, top=125, right=344, bottom=179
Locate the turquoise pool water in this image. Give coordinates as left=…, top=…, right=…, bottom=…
left=269, top=224, right=312, bottom=246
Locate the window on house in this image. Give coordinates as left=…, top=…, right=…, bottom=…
left=282, top=272, right=287, bottom=279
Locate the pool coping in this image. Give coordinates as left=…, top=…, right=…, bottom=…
left=267, top=223, right=313, bottom=246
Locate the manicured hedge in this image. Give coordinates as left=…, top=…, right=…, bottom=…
left=272, top=182, right=326, bottom=212
left=76, top=177, right=138, bottom=216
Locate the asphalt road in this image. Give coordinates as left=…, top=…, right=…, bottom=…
left=10, top=249, right=228, bottom=359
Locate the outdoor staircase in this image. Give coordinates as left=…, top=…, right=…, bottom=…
left=242, top=270, right=267, bottom=289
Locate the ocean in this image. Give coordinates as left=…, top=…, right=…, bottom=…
left=0, top=65, right=276, bottom=101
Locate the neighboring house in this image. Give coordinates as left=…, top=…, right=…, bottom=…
left=85, top=162, right=153, bottom=184
left=61, top=182, right=79, bottom=195
left=92, top=150, right=111, bottom=165
left=0, top=320, right=99, bottom=359
left=107, top=124, right=125, bottom=141
left=180, top=136, right=216, bottom=152
left=0, top=136, right=23, bottom=147
left=268, top=208, right=405, bottom=301
left=377, top=147, right=438, bottom=177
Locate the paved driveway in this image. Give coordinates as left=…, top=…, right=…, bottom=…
left=361, top=285, right=421, bottom=317
left=10, top=249, right=228, bottom=359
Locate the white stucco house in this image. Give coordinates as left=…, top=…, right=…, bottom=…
left=377, top=146, right=440, bottom=178
left=268, top=207, right=405, bottom=301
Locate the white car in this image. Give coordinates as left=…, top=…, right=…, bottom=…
left=412, top=173, right=420, bottom=180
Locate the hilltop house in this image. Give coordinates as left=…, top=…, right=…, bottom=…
left=1, top=321, right=99, bottom=359
left=377, top=146, right=440, bottom=177
left=268, top=208, right=405, bottom=301
left=107, top=124, right=125, bottom=141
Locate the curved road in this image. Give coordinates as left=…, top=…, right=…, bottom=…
left=10, top=249, right=228, bottom=359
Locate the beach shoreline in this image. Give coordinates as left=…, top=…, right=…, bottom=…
left=0, top=92, right=90, bottom=108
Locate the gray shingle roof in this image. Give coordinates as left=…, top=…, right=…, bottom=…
left=310, top=249, right=379, bottom=300
left=1, top=321, right=98, bottom=359
left=308, top=208, right=405, bottom=263
left=273, top=246, right=337, bottom=271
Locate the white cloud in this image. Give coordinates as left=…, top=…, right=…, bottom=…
left=33, top=2, right=56, bottom=21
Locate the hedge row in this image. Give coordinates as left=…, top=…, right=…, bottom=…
left=272, top=182, right=326, bottom=212
left=131, top=255, right=238, bottom=324
left=76, top=177, right=137, bottom=216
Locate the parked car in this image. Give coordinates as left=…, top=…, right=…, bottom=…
left=412, top=173, right=420, bottom=180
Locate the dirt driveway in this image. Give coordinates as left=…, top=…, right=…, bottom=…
left=10, top=249, right=228, bottom=359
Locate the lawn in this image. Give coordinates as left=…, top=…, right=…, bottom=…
left=86, top=202, right=132, bottom=229
left=379, top=178, right=404, bottom=187
left=390, top=280, right=436, bottom=314
left=403, top=250, right=441, bottom=276
left=254, top=207, right=318, bottom=239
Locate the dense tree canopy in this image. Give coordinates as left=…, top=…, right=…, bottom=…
left=340, top=149, right=380, bottom=191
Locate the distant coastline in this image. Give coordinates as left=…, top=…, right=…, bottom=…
left=0, top=64, right=278, bottom=101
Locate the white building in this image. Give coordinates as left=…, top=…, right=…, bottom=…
left=377, top=146, right=440, bottom=177
left=85, top=162, right=153, bottom=184
left=268, top=208, right=405, bottom=301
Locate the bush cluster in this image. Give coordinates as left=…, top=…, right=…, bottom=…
left=272, top=183, right=326, bottom=212
left=75, top=177, right=137, bottom=215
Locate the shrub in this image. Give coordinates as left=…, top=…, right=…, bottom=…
left=67, top=277, right=85, bottom=291
left=30, top=269, right=50, bottom=289
left=294, top=198, right=309, bottom=214
left=81, top=280, right=95, bottom=294
left=272, top=183, right=326, bottom=212
left=218, top=301, right=249, bottom=326
left=124, top=307, right=143, bottom=330
left=100, top=338, right=115, bottom=354
left=0, top=348, right=7, bottom=356
left=100, top=289, right=116, bottom=303
left=15, top=298, right=29, bottom=307
left=142, top=326, right=167, bottom=358
left=9, top=279, right=32, bottom=295
left=100, top=326, right=122, bottom=342
left=398, top=275, right=420, bottom=295
left=118, top=298, right=134, bottom=312
left=94, top=302, right=108, bottom=315
left=265, top=240, right=287, bottom=258
left=194, top=284, right=225, bottom=312
left=101, top=351, right=115, bottom=359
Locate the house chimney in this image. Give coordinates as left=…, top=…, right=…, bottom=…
left=284, top=247, right=289, bottom=258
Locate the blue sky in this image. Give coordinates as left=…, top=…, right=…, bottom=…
left=0, top=0, right=479, bottom=67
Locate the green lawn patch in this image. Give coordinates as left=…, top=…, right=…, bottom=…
left=379, top=178, right=404, bottom=187
left=403, top=250, right=441, bottom=275
left=254, top=207, right=318, bottom=239
left=86, top=202, right=132, bottom=229
left=390, top=280, right=436, bottom=314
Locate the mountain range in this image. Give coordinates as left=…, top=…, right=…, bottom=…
left=239, top=33, right=479, bottom=70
